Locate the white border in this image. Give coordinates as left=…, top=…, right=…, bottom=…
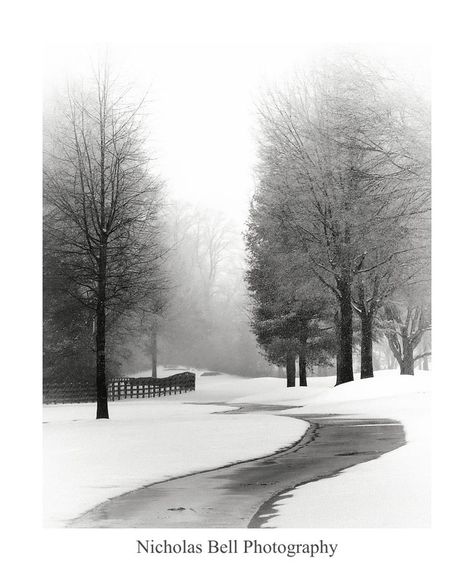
left=2, top=1, right=472, bottom=569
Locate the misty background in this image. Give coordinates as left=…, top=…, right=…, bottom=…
left=43, top=45, right=430, bottom=389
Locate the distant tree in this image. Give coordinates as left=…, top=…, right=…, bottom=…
left=147, top=279, right=170, bottom=379
left=145, top=202, right=269, bottom=377
left=383, top=302, right=431, bottom=375
left=419, top=331, right=431, bottom=371
left=43, top=67, right=165, bottom=418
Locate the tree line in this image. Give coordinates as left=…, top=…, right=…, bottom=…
left=245, top=57, right=431, bottom=387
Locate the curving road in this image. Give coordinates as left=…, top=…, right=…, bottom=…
left=69, top=404, right=405, bottom=528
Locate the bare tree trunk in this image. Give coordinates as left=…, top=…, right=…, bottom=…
left=286, top=350, right=296, bottom=387
left=298, top=321, right=308, bottom=386
left=298, top=355, right=307, bottom=386
left=334, top=311, right=341, bottom=381
left=387, top=329, right=415, bottom=376
left=400, top=333, right=415, bottom=375
left=95, top=244, right=109, bottom=419
left=373, top=347, right=381, bottom=371
left=400, top=360, right=414, bottom=375
left=421, top=335, right=430, bottom=370
left=360, top=311, right=374, bottom=379
left=151, top=322, right=158, bottom=379
left=336, top=278, right=354, bottom=385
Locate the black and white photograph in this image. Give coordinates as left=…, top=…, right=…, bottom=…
left=42, top=42, right=431, bottom=530
left=2, top=1, right=472, bottom=570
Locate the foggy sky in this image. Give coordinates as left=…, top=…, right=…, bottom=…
left=43, top=44, right=429, bottom=227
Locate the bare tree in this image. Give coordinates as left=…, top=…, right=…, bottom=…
left=44, top=67, right=165, bottom=418
left=384, top=303, right=431, bottom=375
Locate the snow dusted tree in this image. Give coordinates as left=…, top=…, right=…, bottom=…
left=380, top=248, right=431, bottom=377
left=383, top=302, right=431, bottom=375
left=351, top=89, right=430, bottom=378
left=352, top=242, right=429, bottom=379
left=44, top=67, right=166, bottom=418
left=252, top=57, right=430, bottom=384
left=246, top=186, right=336, bottom=387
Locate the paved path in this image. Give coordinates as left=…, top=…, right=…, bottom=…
left=69, top=405, right=405, bottom=528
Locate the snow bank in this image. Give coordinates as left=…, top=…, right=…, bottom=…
left=226, top=375, right=336, bottom=406
left=258, top=371, right=431, bottom=528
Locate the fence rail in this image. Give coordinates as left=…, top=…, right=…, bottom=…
left=107, top=372, right=195, bottom=401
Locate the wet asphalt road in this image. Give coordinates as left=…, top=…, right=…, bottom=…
left=69, top=403, right=405, bottom=528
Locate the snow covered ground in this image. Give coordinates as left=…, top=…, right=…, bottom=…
left=43, top=368, right=430, bottom=527
left=256, top=371, right=431, bottom=527
left=43, top=369, right=308, bottom=527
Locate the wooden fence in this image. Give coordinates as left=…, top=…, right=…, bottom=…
left=107, top=372, right=195, bottom=401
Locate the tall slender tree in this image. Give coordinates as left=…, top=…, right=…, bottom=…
left=44, top=67, right=165, bottom=418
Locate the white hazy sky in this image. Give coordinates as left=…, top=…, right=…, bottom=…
left=44, top=44, right=429, bottom=225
